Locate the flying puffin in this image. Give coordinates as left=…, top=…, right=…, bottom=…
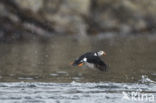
left=72, top=50, right=107, bottom=71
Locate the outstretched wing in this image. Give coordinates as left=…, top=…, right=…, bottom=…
left=95, top=59, right=107, bottom=71
left=87, top=56, right=107, bottom=71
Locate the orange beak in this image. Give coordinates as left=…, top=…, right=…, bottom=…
left=78, top=63, right=83, bottom=67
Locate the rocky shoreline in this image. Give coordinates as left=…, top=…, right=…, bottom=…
left=0, top=0, right=156, bottom=41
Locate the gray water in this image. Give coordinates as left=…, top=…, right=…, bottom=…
left=0, top=78, right=156, bottom=103
left=0, top=35, right=156, bottom=82
left=0, top=34, right=156, bottom=103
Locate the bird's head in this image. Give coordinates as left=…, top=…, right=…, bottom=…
left=97, top=50, right=106, bottom=56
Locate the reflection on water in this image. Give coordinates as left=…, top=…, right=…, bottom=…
left=0, top=35, right=156, bottom=82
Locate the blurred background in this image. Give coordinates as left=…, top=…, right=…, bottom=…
left=0, top=0, right=156, bottom=82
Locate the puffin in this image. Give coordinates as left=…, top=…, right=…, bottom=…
left=72, top=50, right=107, bottom=71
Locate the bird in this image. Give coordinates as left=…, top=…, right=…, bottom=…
left=72, top=50, right=107, bottom=71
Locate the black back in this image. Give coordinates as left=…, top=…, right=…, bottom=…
left=72, top=52, right=107, bottom=71
left=72, top=52, right=93, bottom=66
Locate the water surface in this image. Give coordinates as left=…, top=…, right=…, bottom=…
left=0, top=34, right=156, bottom=103
left=0, top=78, right=155, bottom=103
left=0, top=35, right=156, bottom=82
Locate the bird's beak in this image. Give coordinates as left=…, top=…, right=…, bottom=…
left=78, top=63, right=83, bottom=67
left=103, top=51, right=106, bottom=56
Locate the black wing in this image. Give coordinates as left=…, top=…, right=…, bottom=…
left=87, top=56, right=107, bottom=71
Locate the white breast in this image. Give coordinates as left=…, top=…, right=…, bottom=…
left=85, top=62, right=95, bottom=68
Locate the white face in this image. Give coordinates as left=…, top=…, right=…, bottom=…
left=97, top=51, right=105, bottom=56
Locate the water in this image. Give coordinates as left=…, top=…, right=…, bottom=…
left=0, top=34, right=156, bottom=102
left=0, top=35, right=156, bottom=82
left=0, top=77, right=156, bottom=103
